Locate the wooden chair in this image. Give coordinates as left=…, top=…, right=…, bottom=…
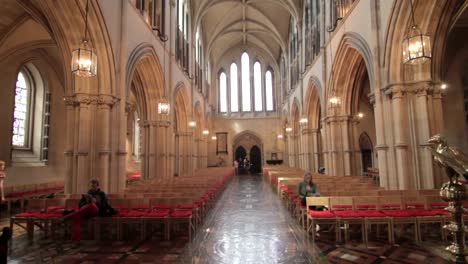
left=305, top=197, right=338, bottom=241
left=353, top=196, right=392, bottom=244
left=330, top=196, right=365, bottom=242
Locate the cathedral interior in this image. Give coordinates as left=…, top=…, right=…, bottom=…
left=0, top=0, right=468, bottom=263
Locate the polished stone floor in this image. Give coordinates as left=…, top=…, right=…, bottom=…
left=0, top=174, right=455, bottom=263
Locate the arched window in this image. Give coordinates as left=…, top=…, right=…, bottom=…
left=133, top=111, right=141, bottom=161
left=12, top=71, right=32, bottom=148
left=12, top=63, right=50, bottom=164
left=241, top=52, right=251, bottom=112
left=253, top=62, right=263, bottom=111
left=230, top=63, right=239, bottom=112
left=219, top=72, right=227, bottom=113
left=265, top=70, right=274, bottom=111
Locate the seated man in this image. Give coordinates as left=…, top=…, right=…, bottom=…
left=297, top=172, right=321, bottom=207
left=63, top=179, right=116, bottom=242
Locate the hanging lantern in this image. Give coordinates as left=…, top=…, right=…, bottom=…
left=71, top=0, right=97, bottom=77
left=277, top=134, right=284, bottom=139
left=328, top=96, right=340, bottom=108
left=285, top=127, right=293, bottom=133
left=157, top=97, right=170, bottom=115
left=402, top=0, right=431, bottom=64
left=72, top=40, right=97, bottom=77
left=299, top=117, right=308, bottom=124
left=402, top=26, right=431, bottom=64
left=188, top=121, right=196, bottom=128
left=202, top=130, right=209, bottom=135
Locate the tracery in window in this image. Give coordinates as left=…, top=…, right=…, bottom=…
left=230, top=63, right=239, bottom=112
left=254, top=62, right=263, bottom=111
left=241, top=52, right=251, bottom=112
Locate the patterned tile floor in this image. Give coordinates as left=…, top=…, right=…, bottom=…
left=0, top=174, right=458, bottom=263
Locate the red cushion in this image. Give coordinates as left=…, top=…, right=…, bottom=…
left=15, top=212, right=43, bottom=217
left=333, top=210, right=363, bottom=218
left=170, top=211, right=192, bottom=217
left=308, top=210, right=335, bottom=218
left=130, top=205, right=150, bottom=210
left=381, top=209, right=414, bottom=217
left=406, top=209, right=441, bottom=217
left=117, top=211, right=145, bottom=217
left=358, top=211, right=386, bottom=217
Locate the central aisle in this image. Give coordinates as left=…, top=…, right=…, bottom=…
left=179, top=174, right=324, bottom=263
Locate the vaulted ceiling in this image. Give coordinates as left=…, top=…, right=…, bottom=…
left=192, top=0, right=300, bottom=66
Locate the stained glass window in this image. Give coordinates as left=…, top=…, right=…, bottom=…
left=254, top=62, right=262, bottom=111
left=12, top=72, right=30, bottom=147
left=241, top=52, right=251, bottom=112
left=230, top=63, right=239, bottom=112
left=266, top=70, right=274, bottom=111
left=219, top=72, right=227, bottom=113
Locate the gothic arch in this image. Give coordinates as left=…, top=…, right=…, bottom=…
left=173, top=82, right=191, bottom=132
left=303, top=77, right=322, bottom=129
left=126, top=43, right=165, bottom=121
left=327, top=32, right=374, bottom=115
left=232, top=130, right=264, bottom=158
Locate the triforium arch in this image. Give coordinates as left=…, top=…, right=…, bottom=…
left=125, top=44, right=169, bottom=180
left=377, top=0, right=464, bottom=190
left=173, top=83, right=192, bottom=176
left=193, top=101, right=207, bottom=169
left=301, top=77, right=323, bottom=173
left=324, top=32, right=374, bottom=177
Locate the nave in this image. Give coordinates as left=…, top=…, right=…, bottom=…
left=0, top=172, right=450, bottom=264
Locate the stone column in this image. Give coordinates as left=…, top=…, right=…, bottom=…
left=342, top=118, right=352, bottom=176
left=414, top=87, right=434, bottom=189
left=154, top=120, right=171, bottom=179
left=391, top=90, right=410, bottom=189
left=287, top=133, right=295, bottom=167
left=63, top=97, right=78, bottom=193
left=95, top=96, right=116, bottom=192
left=75, top=95, right=93, bottom=194
left=311, top=129, right=320, bottom=173
left=301, top=128, right=314, bottom=172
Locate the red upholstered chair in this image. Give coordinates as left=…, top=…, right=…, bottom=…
left=353, top=196, right=391, bottom=244
left=378, top=195, right=419, bottom=242
left=330, top=196, right=365, bottom=242
left=305, top=197, right=338, bottom=241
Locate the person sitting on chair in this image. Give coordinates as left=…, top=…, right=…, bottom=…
left=63, top=179, right=116, bottom=242
left=297, top=172, right=321, bottom=207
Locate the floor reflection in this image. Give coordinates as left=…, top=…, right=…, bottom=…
left=178, top=174, right=321, bottom=264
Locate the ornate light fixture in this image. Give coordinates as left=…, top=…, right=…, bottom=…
left=211, top=136, right=217, bottom=140
left=329, top=96, right=340, bottom=108
left=277, top=134, right=284, bottom=139
left=188, top=121, right=196, bottom=128
left=299, top=117, right=308, bottom=124
left=402, top=0, right=431, bottom=64
left=202, top=130, right=209, bottom=135
left=71, top=0, right=97, bottom=77
left=285, top=127, right=293, bottom=133
left=357, top=112, right=364, bottom=119
left=157, top=96, right=170, bottom=115
left=441, top=83, right=448, bottom=90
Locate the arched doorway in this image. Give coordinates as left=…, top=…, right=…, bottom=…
left=250, top=146, right=262, bottom=173
left=359, top=133, right=373, bottom=173
left=235, top=146, right=247, bottom=161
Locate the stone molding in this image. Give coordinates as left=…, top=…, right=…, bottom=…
left=63, top=94, right=120, bottom=107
